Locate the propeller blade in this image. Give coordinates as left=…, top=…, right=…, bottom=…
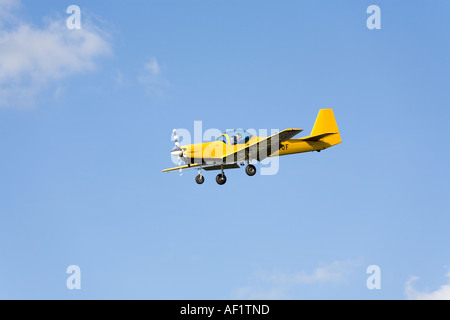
left=172, top=129, right=180, bottom=148
left=171, top=129, right=183, bottom=176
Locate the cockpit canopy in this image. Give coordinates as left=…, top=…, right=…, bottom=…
left=216, top=129, right=254, bottom=145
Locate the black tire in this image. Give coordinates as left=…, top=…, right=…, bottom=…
left=195, top=174, right=205, bottom=185
left=245, top=164, right=257, bottom=176
left=216, top=174, right=227, bottom=185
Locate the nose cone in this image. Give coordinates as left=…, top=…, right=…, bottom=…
left=171, top=147, right=183, bottom=157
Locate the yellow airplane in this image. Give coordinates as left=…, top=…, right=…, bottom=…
left=163, top=109, right=341, bottom=185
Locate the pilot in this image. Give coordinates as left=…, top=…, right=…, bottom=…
left=232, top=133, right=242, bottom=145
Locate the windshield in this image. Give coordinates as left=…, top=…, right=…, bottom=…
left=215, top=129, right=253, bottom=145
left=216, top=135, right=228, bottom=144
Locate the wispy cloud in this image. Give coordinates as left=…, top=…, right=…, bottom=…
left=264, top=260, right=361, bottom=285
left=0, top=0, right=20, bottom=25
left=233, top=259, right=362, bottom=299
left=144, top=57, right=160, bottom=76
left=138, top=57, right=169, bottom=99
left=0, top=0, right=112, bottom=108
left=405, top=271, right=450, bottom=300
left=233, top=286, right=287, bottom=300
left=114, top=69, right=126, bottom=86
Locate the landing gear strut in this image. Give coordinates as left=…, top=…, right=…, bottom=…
left=245, top=164, right=257, bottom=176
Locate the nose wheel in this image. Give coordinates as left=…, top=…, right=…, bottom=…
left=245, top=164, right=257, bottom=176
left=216, top=173, right=227, bottom=185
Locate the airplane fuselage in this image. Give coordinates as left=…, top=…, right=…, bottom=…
left=181, top=132, right=341, bottom=165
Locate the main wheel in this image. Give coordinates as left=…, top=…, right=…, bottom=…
left=216, top=173, right=227, bottom=185
left=245, top=164, right=257, bottom=176
left=195, top=174, right=205, bottom=185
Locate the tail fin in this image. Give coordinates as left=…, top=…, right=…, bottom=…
left=309, top=109, right=341, bottom=145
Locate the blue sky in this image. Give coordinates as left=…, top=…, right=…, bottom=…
left=0, top=0, right=449, bottom=299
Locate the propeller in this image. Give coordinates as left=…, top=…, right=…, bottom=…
left=171, top=129, right=184, bottom=176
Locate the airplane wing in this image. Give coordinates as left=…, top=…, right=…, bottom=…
left=162, top=163, right=203, bottom=172
left=223, top=128, right=303, bottom=163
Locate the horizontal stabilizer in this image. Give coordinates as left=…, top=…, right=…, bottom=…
left=299, top=132, right=336, bottom=142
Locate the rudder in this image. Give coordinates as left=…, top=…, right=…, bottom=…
left=310, top=109, right=341, bottom=146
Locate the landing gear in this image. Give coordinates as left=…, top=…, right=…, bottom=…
left=195, top=174, right=205, bottom=184
left=245, top=164, right=257, bottom=176
left=195, top=168, right=204, bottom=185
left=216, top=173, right=227, bottom=185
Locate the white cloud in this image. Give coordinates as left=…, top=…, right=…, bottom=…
left=0, top=0, right=111, bottom=108
left=114, top=69, right=125, bottom=86
left=405, top=271, right=450, bottom=300
left=233, top=286, right=287, bottom=300
left=0, top=0, right=20, bottom=24
left=234, top=259, right=361, bottom=299
left=144, top=57, right=160, bottom=76
left=138, top=57, right=168, bottom=99
left=265, top=260, right=360, bottom=285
